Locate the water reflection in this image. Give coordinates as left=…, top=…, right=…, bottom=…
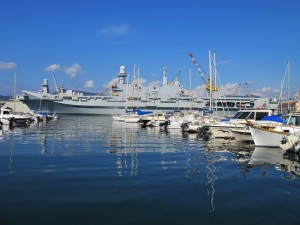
left=205, top=150, right=217, bottom=212
left=3, top=116, right=299, bottom=180
left=248, top=147, right=300, bottom=178
left=9, top=131, right=14, bottom=176
left=2, top=115, right=300, bottom=218
left=110, top=121, right=184, bottom=176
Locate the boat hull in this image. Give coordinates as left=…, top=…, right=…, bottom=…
left=231, top=128, right=252, bottom=142
left=249, top=125, right=300, bottom=147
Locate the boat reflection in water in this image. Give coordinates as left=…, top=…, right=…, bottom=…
left=248, top=147, right=300, bottom=178
left=109, top=120, right=188, bottom=177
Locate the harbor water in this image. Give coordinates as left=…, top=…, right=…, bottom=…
left=1, top=115, right=300, bottom=225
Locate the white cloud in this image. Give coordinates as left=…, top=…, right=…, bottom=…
left=64, top=64, right=83, bottom=78
left=252, top=87, right=280, bottom=98
left=217, top=83, right=240, bottom=95
left=188, top=82, right=280, bottom=98
left=191, top=84, right=208, bottom=97
left=84, top=80, right=94, bottom=88
left=44, top=64, right=61, bottom=72
left=0, top=61, right=17, bottom=70
left=99, top=24, right=131, bottom=37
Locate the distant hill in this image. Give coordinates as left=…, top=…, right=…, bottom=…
left=0, top=95, right=13, bottom=101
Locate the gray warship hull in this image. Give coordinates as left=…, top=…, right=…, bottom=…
left=17, top=66, right=278, bottom=115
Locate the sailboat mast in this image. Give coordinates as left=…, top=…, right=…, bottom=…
left=209, top=50, right=212, bottom=111
left=131, top=64, right=136, bottom=110
left=287, top=60, right=291, bottom=112
left=280, top=80, right=283, bottom=113
left=125, top=74, right=130, bottom=110
left=137, top=67, right=140, bottom=109
left=13, top=72, right=16, bottom=113
left=213, top=52, right=217, bottom=113
left=189, top=68, right=192, bottom=111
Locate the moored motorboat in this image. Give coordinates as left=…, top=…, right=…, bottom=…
left=202, top=109, right=274, bottom=139
left=249, top=113, right=300, bottom=148
left=0, top=108, right=31, bottom=127
left=33, top=111, right=58, bottom=122
left=139, top=112, right=167, bottom=127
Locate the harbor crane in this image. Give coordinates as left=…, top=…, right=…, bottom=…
left=188, top=52, right=218, bottom=92
left=172, top=69, right=181, bottom=83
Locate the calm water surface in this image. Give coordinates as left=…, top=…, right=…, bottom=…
left=0, top=115, right=300, bottom=225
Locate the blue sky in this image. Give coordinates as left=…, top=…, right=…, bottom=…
left=1, top=0, right=299, bottom=98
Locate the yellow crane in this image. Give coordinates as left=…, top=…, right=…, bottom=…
left=188, top=52, right=218, bottom=92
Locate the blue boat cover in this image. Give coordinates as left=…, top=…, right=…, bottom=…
left=261, top=115, right=284, bottom=123
left=125, top=109, right=153, bottom=115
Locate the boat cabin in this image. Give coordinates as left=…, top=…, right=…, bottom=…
left=283, top=113, right=300, bottom=126
left=232, top=109, right=272, bottom=121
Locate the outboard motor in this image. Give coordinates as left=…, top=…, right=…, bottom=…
left=159, top=119, right=170, bottom=132
left=181, top=119, right=189, bottom=132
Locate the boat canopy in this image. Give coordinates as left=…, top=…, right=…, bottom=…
left=261, top=115, right=284, bottom=123
left=125, top=109, right=153, bottom=115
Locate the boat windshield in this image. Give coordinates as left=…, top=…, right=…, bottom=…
left=286, top=116, right=300, bottom=125
left=232, top=111, right=269, bottom=120
left=232, top=111, right=243, bottom=119
left=233, top=111, right=252, bottom=119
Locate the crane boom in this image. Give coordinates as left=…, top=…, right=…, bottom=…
left=52, top=74, right=59, bottom=94
left=188, top=52, right=207, bottom=85
left=173, top=69, right=181, bottom=82
left=188, top=52, right=218, bottom=92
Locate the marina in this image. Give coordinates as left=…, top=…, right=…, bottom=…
left=2, top=1, right=300, bottom=224
left=1, top=115, right=300, bottom=225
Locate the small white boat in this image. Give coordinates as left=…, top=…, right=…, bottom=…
left=140, top=112, right=166, bottom=126
left=33, top=111, right=58, bottom=122
left=0, top=108, right=31, bottom=127
left=124, top=114, right=141, bottom=123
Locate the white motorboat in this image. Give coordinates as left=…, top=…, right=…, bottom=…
left=0, top=108, right=31, bottom=127
left=203, top=109, right=274, bottom=139
left=249, top=113, right=300, bottom=148
left=140, top=112, right=167, bottom=127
